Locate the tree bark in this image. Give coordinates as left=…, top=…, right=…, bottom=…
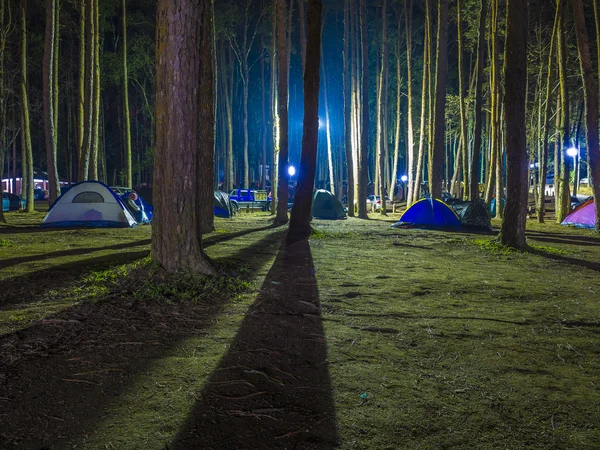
left=389, top=19, right=402, bottom=206
left=413, top=0, right=430, bottom=202
left=270, top=0, right=279, bottom=214
left=500, top=0, right=528, bottom=248
left=288, top=0, right=322, bottom=242
left=404, top=0, right=414, bottom=205
left=429, top=0, right=448, bottom=200
left=77, top=0, right=85, bottom=177
left=556, top=1, right=570, bottom=223
left=343, top=0, right=354, bottom=216
left=0, top=0, right=7, bottom=222
left=153, top=0, right=215, bottom=274
left=357, top=0, right=369, bottom=219
left=377, top=0, right=388, bottom=214
left=275, top=0, right=290, bottom=224
left=571, top=0, right=600, bottom=230
left=44, top=0, right=60, bottom=203
left=122, top=0, right=132, bottom=187
left=79, top=0, right=94, bottom=181
left=321, top=43, right=334, bottom=195
left=538, top=0, right=560, bottom=223
left=457, top=0, right=469, bottom=199
left=20, top=0, right=34, bottom=212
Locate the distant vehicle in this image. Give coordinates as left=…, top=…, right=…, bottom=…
left=366, top=195, right=394, bottom=212
left=2, top=193, right=26, bottom=211
left=580, top=178, right=589, bottom=185
left=229, top=189, right=271, bottom=210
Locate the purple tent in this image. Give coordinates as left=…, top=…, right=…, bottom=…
left=562, top=198, right=596, bottom=228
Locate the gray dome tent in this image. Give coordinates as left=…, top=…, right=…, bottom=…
left=312, top=189, right=346, bottom=220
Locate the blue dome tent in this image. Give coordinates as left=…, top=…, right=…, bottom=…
left=392, top=198, right=461, bottom=229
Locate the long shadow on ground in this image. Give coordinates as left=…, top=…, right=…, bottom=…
left=170, top=238, right=340, bottom=450
left=0, top=239, right=152, bottom=271
left=0, top=231, right=285, bottom=449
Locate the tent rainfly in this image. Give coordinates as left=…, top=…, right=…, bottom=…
left=392, top=198, right=461, bottom=229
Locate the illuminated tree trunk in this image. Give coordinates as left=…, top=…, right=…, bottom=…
left=77, top=0, right=85, bottom=177
left=288, top=0, right=322, bottom=242
left=485, top=0, right=499, bottom=207
left=389, top=20, right=402, bottom=206
left=321, top=46, right=334, bottom=195
left=79, top=0, right=94, bottom=181
left=0, top=0, right=7, bottom=222
left=227, top=47, right=234, bottom=191
left=357, top=0, right=369, bottom=219
left=153, top=0, right=214, bottom=274
left=275, top=0, right=289, bottom=224
left=122, top=0, right=132, bottom=187
left=20, top=0, right=34, bottom=212
left=571, top=0, right=600, bottom=230
left=404, top=0, right=414, bottom=205
left=556, top=1, right=570, bottom=223
left=44, top=0, right=60, bottom=203
left=261, top=36, right=267, bottom=190
left=538, top=0, right=560, bottom=223
left=457, top=0, right=469, bottom=199
left=377, top=0, right=388, bottom=215
left=343, top=0, right=354, bottom=216
left=270, top=0, right=279, bottom=214
left=429, top=0, right=448, bottom=200
left=413, top=0, right=430, bottom=201
left=89, top=0, right=100, bottom=180
left=500, top=0, right=528, bottom=248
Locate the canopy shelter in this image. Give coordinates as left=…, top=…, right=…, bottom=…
left=41, top=181, right=137, bottom=228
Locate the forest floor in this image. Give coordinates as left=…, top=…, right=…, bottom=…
left=1, top=206, right=600, bottom=449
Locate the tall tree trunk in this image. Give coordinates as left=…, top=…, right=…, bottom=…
left=457, top=0, right=469, bottom=199
left=288, top=0, right=322, bottom=242
left=556, top=1, right=570, bottom=223
left=429, top=0, right=448, bottom=200
left=413, top=0, right=430, bottom=201
left=571, top=0, right=600, bottom=230
left=261, top=36, right=267, bottom=190
left=298, top=0, right=306, bottom=72
left=153, top=0, right=214, bottom=274
left=79, top=0, right=94, bottom=181
left=470, top=1, right=486, bottom=201
left=404, top=0, right=414, bottom=205
left=20, top=0, right=33, bottom=212
left=89, top=0, right=100, bottom=180
left=321, top=44, right=334, bottom=195
left=389, top=22, right=402, bottom=206
left=0, top=0, right=7, bottom=221
left=500, top=0, right=528, bottom=248
left=377, top=0, right=388, bottom=215
left=538, top=0, right=560, bottom=223
left=227, top=47, right=234, bottom=191
left=357, top=0, right=369, bottom=219
left=44, top=0, right=60, bottom=203
left=122, top=0, right=132, bottom=187
left=343, top=0, right=354, bottom=216
left=270, top=0, right=279, bottom=214
left=275, top=0, right=289, bottom=224
left=77, top=0, right=85, bottom=178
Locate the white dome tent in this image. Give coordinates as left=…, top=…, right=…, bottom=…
left=41, top=181, right=137, bottom=228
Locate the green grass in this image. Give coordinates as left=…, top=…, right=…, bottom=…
left=2, top=211, right=600, bottom=448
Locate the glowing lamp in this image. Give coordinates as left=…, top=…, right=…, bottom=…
left=401, top=175, right=408, bottom=183
left=288, top=166, right=296, bottom=177
left=566, top=147, right=578, bottom=158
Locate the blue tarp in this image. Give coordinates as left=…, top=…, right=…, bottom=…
left=392, top=198, right=462, bottom=229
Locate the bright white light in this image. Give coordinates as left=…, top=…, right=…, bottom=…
left=319, top=119, right=325, bottom=129
left=566, top=147, right=578, bottom=158
left=288, top=166, right=296, bottom=177
left=400, top=175, right=408, bottom=182
left=529, top=163, right=535, bottom=169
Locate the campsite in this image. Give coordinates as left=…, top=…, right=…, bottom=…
left=1, top=206, right=600, bottom=449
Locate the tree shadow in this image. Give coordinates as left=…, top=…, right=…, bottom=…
left=527, top=248, right=600, bottom=273
left=0, top=239, right=152, bottom=271
left=0, top=232, right=286, bottom=449
left=170, top=239, right=340, bottom=450
left=204, top=223, right=280, bottom=249
left=526, top=230, right=600, bottom=247
left=0, top=250, right=151, bottom=307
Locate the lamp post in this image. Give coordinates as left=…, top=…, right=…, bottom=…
left=566, top=147, right=578, bottom=196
